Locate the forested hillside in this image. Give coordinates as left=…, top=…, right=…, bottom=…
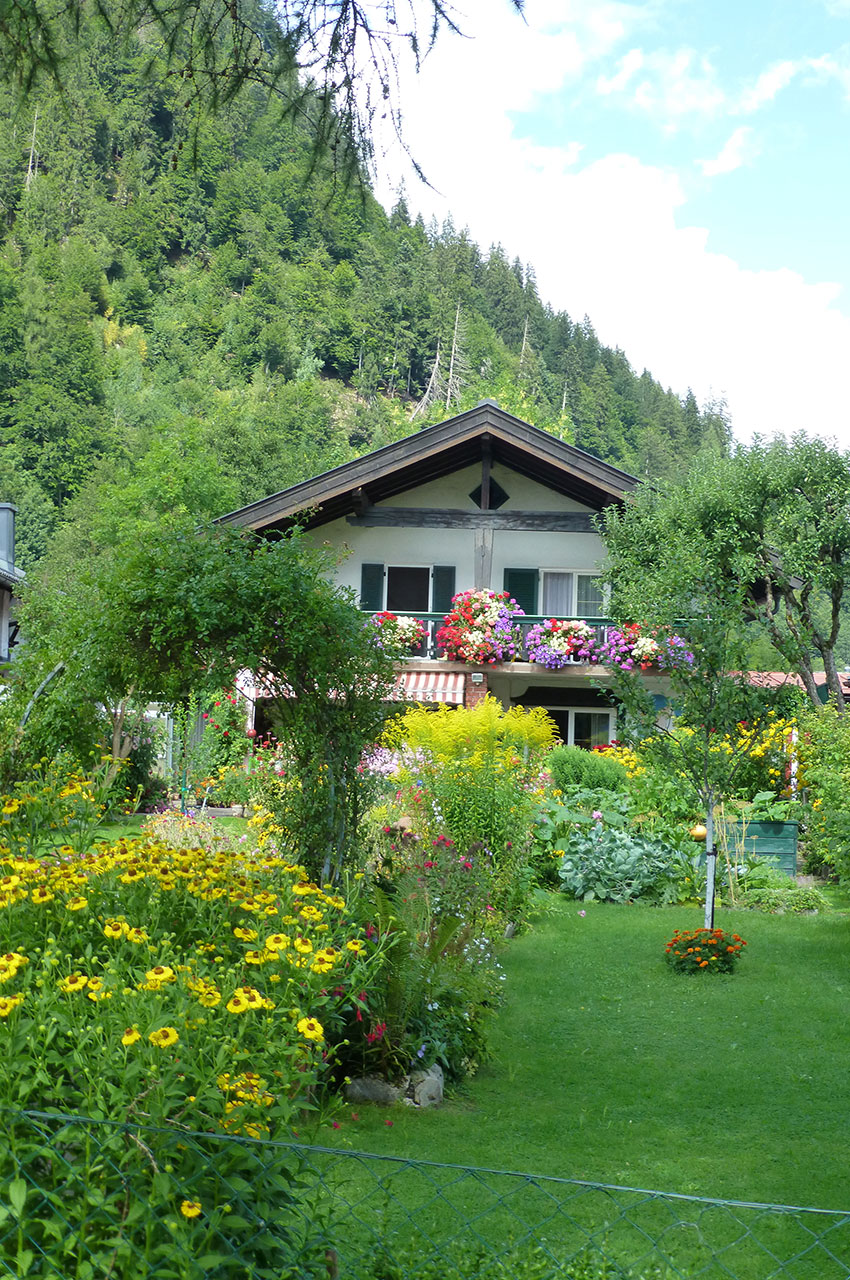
left=0, top=6, right=730, bottom=569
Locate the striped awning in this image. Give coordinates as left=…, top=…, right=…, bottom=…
left=393, top=670, right=466, bottom=705
left=237, top=667, right=466, bottom=706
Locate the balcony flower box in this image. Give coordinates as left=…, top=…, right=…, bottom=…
left=436, top=589, right=525, bottom=664
left=369, top=611, right=427, bottom=655
left=525, top=618, right=596, bottom=669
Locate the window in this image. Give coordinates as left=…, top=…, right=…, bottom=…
left=386, top=566, right=429, bottom=612
left=359, top=564, right=456, bottom=613
left=504, top=568, right=605, bottom=617
left=575, top=574, right=604, bottom=617
left=573, top=710, right=614, bottom=750
left=541, top=572, right=572, bottom=615
left=535, top=707, right=615, bottom=748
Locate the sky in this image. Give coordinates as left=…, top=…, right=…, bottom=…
left=372, top=0, right=850, bottom=445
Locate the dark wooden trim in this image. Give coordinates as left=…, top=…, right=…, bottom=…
left=346, top=508, right=597, bottom=531
left=351, top=486, right=372, bottom=516
left=481, top=434, right=491, bottom=511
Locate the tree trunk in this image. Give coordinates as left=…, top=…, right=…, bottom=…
left=703, top=793, right=716, bottom=929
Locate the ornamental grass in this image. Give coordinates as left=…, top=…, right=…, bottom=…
left=664, top=925, right=747, bottom=974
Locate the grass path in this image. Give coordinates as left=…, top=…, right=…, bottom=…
left=342, top=896, right=850, bottom=1211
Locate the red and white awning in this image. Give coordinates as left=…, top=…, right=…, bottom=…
left=236, top=667, right=466, bottom=707
left=393, top=670, right=465, bottom=705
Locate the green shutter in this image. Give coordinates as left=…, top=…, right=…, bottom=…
left=504, top=568, right=538, bottom=615
left=431, top=565, right=456, bottom=614
left=359, top=563, right=385, bottom=611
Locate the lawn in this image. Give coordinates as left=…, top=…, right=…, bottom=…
left=342, top=895, right=850, bottom=1213
left=97, top=811, right=250, bottom=842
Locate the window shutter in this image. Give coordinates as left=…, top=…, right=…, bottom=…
left=504, top=568, right=538, bottom=615
left=431, top=565, right=456, bottom=614
left=359, top=563, right=385, bottom=611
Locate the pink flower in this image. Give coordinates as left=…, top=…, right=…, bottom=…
left=579, top=910, right=586, bottom=917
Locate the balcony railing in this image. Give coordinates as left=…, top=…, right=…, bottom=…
left=373, top=613, right=613, bottom=663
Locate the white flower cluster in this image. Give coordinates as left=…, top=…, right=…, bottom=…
left=631, top=636, right=661, bottom=662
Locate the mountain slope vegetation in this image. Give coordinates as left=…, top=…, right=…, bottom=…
left=0, top=5, right=730, bottom=568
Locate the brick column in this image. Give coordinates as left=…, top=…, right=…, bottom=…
left=464, top=671, right=489, bottom=707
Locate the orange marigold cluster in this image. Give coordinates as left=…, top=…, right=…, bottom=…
left=665, top=926, right=747, bottom=975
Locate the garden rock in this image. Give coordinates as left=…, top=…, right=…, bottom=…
left=344, top=1076, right=409, bottom=1106
left=408, top=1063, right=444, bottom=1108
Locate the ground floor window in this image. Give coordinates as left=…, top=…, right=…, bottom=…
left=520, top=705, right=615, bottom=749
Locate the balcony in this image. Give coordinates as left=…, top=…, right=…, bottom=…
left=370, top=612, right=613, bottom=664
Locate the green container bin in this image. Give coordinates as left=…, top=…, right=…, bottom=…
left=712, top=820, right=799, bottom=878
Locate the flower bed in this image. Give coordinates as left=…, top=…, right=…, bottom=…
left=436, top=590, right=525, bottom=664
left=0, top=833, right=380, bottom=1132
left=665, top=926, right=747, bottom=973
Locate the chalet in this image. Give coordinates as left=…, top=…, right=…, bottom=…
left=219, top=401, right=657, bottom=746
left=0, top=504, right=23, bottom=666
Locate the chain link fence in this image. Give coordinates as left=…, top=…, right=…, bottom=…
left=2, top=1109, right=850, bottom=1279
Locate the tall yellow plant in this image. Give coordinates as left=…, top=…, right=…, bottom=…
left=383, top=696, right=557, bottom=766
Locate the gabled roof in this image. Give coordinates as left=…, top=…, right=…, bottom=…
left=218, top=401, right=638, bottom=533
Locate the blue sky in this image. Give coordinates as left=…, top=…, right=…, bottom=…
left=374, top=0, right=850, bottom=443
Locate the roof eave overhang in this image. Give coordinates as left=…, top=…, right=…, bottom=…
left=217, top=403, right=637, bottom=534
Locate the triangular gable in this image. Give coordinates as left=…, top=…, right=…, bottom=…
left=218, top=400, right=637, bottom=533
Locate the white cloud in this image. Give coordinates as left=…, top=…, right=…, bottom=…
left=805, top=49, right=850, bottom=96
left=592, top=46, right=727, bottom=121
left=374, top=1, right=850, bottom=446
left=700, top=126, right=757, bottom=176
left=597, top=47, right=644, bottom=95
left=737, top=60, right=800, bottom=112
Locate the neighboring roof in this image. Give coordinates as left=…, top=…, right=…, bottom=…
left=217, top=400, right=638, bottom=533
left=748, top=670, right=850, bottom=699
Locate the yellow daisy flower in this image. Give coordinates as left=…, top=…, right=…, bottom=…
left=148, top=1026, right=179, bottom=1049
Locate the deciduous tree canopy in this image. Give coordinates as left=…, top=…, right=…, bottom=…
left=600, top=435, right=850, bottom=709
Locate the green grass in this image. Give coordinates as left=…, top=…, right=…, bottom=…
left=340, top=896, right=850, bottom=1213
left=97, top=812, right=250, bottom=842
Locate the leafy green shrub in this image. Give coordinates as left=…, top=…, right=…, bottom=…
left=549, top=745, right=628, bottom=792
left=112, top=719, right=166, bottom=811
left=655, top=847, right=708, bottom=906
left=557, top=826, right=679, bottom=903
left=338, top=839, right=505, bottom=1083
left=797, top=701, right=850, bottom=883
left=665, top=926, right=747, bottom=973
left=736, top=884, right=829, bottom=913
left=531, top=787, right=631, bottom=887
